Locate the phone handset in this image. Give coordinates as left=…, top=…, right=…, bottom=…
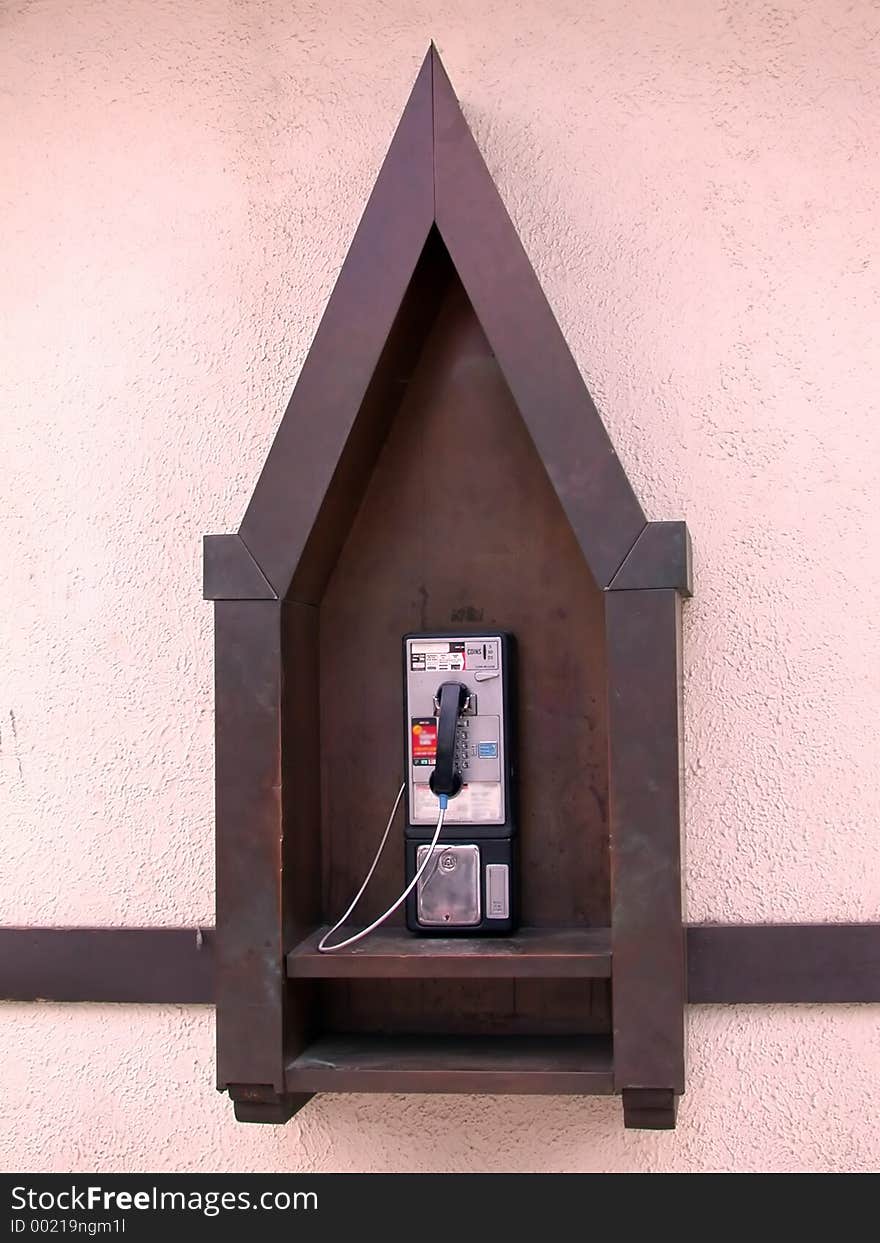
left=429, top=681, right=469, bottom=799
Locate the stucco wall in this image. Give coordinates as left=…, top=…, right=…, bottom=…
left=2, top=0, right=878, bottom=1171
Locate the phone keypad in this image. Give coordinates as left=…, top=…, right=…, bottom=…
left=455, top=721, right=470, bottom=771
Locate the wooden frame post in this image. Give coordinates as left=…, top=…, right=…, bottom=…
left=607, top=522, right=691, bottom=1128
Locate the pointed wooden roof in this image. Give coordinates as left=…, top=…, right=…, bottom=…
left=214, top=46, right=653, bottom=602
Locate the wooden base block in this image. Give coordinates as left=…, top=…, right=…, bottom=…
left=622, top=1088, right=678, bottom=1130
left=228, top=1086, right=313, bottom=1125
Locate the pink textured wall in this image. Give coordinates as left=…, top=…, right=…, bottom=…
left=2, top=0, right=879, bottom=1171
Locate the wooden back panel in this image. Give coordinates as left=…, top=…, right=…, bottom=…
left=319, top=276, right=608, bottom=937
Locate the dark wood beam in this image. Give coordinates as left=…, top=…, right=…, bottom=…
left=2, top=924, right=878, bottom=1005
left=686, top=923, right=880, bottom=1004
left=0, top=927, right=214, bottom=1004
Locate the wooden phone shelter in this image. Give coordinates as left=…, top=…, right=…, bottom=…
left=204, top=46, right=692, bottom=1130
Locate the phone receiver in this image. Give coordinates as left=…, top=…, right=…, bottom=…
left=429, top=680, right=468, bottom=800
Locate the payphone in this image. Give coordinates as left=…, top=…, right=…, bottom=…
left=403, top=633, right=517, bottom=932
left=318, top=631, right=518, bottom=950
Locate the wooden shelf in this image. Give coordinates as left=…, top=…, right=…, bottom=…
left=287, top=926, right=612, bottom=979
left=285, top=1034, right=614, bottom=1096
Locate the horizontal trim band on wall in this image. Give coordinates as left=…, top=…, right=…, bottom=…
left=0, top=924, right=877, bottom=1006
left=686, top=923, right=880, bottom=1003
left=0, top=927, right=215, bottom=1004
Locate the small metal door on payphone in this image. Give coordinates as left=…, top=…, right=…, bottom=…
left=403, top=633, right=518, bottom=934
